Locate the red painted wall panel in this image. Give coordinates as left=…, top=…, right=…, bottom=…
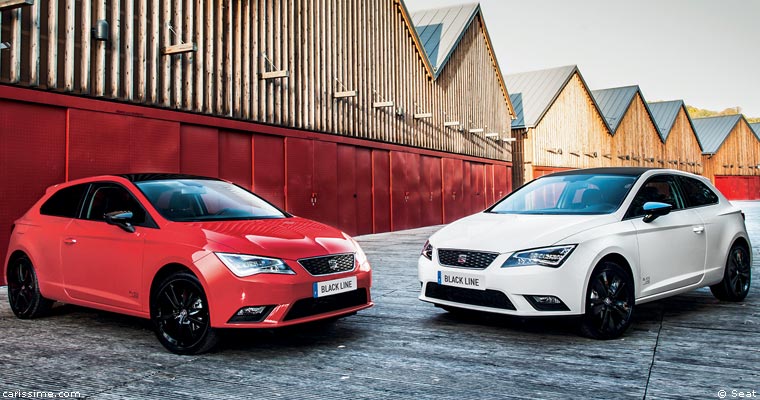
left=253, top=134, right=285, bottom=209
left=180, top=125, right=219, bottom=177
left=68, top=109, right=180, bottom=179
left=390, top=151, right=408, bottom=231
left=313, top=141, right=339, bottom=228
left=355, top=148, right=374, bottom=235
left=285, top=137, right=314, bottom=218
left=485, top=164, right=495, bottom=206
left=0, top=101, right=66, bottom=284
left=218, top=130, right=252, bottom=190
left=337, top=145, right=358, bottom=235
left=372, top=150, right=391, bottom=233
left=462, top=161, right=473, bottom=216
left=494, top=165, right=509, bottom=203
left=420, top=155, right=443, bottom=227
left=470, top=162, right=486, bottom=212
left=442, top=158, right=464, bottom=223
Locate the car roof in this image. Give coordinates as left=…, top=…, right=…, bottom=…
left=117, top=173, right=220, bottom=182
left=547, top=167, right=658, bottom=177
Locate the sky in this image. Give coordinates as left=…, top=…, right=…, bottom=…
left=405, top=0, right=760, bottom=118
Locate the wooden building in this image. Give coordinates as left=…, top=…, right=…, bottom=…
left=693, top=115, right=760, bottom=200
left=592, top=86, right=664, bottom=169
left=648, top=100, right=703, bottom=175
left=506, top=65, right=612, bottom=185
left=0, top=0, right=516, bottom=273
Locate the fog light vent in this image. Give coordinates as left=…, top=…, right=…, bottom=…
left=228, top=305, right=274, bottom=323
left=525, top=295, right=569, bottom=311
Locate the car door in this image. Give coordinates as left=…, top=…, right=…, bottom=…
left=61, top=183, right=150, bottom=310
left=627, top=174, right=707, bottom=298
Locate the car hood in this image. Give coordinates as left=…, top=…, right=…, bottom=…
left=182, top=217, right=355, bottom=260
left=429, top=212, right=616, bottom=254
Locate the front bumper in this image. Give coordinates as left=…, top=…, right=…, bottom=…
left=417, top=249, right=592, bottom=316
left=196, top=255, right=373, bottom=328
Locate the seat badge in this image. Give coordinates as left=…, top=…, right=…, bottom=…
left=457, top=254, right=468, bottom=264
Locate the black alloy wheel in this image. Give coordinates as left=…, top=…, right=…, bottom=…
left=711, top=244, right=751, bottom=302
left=151, top=272, right=219, bottom=354
left=581, top=261, right=635, bottom=339
left=7, top=255, right=53, bottom=319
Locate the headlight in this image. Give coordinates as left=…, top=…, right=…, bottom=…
left=501, top=245, right=576, bottom=268
left=421, top=240, right=433, bottom=260
left=350, top=237, right=370, bottom=270
left=215, top=253, right=295, bottom=277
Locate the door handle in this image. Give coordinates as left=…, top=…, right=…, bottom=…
left=692, top=226, right=705, bottom=234
left=63, top=238, right=78, bottom=245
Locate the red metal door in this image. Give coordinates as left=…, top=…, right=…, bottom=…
left=462, top=161, right=473, bottom=216
left=420, top=155, right=442, bottom=226
left=752, top=177, right=760, bottom=200
left=355, top=147, right=374, bottom=235
left=390, top=151, right=410, bottom=231
left=442, top=158, right=464, bottom=223
left=337, top=145, right=358, bottom=235
left=406, top=152, right=422, bottom=229
left=313, top=141, right=339, bottom=228
left=219, top=130, right=252, bottom=190
left=180, top=125, right=219, bottom=177
left=494, top=165, right=509, bottom=202
left=0, top=101, right=66, bottom=284
left=253, top=134, right=285, bottom=209
left=286, top=137, right=314, bottom=218
left=470, top=162, right=486, bottom=212
left=69, top=109, right=180, bottom=179
left=485, top=164, right=495, bottom=207
left=372, top=150, right=391, bottom=233
left=714, top=176, right=730, bottom=199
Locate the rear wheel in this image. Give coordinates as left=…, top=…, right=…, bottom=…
left=710, top=244, right=751, bottom=302
left=581, top=261, right=635, bottom=339
left=151, top=272, right=219, bottom=355
left=7, top=255, right=53, bottom=319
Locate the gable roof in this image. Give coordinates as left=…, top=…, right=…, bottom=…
left=403, top=2, right=514, bottom=117
left=692, top=114, right=743, bottom=154
left=648, top=100, right=703, bottom=150
left=591, top=86, right=642, bottom=134
left=509, top=92, right=525, bottom=129
left=751, top=122, right=760, bottom=141
left=505, top=65, right=610, bottom=132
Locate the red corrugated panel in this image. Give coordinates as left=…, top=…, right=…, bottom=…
left=753, top=177, right=760, bottom=200
left=218, top=130, right=252, bottom=190
left=313, top=141, right=339, bottom=228
left=355, top=148, right=374, bottom=235
left=494, top=165, right=509, bottom=203
left=390, top=151, right=408, bottom=231
left=470, top=162, right=486, bottom=212
left=69, top=109, right=180, bottom=179
left=0, top=101, right=66, bottom=284
left=372, top=150, right=391, bottom=233
left=462, top=161, right=472, bottom=217
left=253, top=134, right=285, bottom=209
left=180, top=125, right=219, bottom=177
left=485, top=164, right=495, bottom=206
left=285, top=137, right=314, bottom=218
left=337, top=145, right=358, bottom=235
left=420, top=155, right=442, bottom=227
left=442, top=158, right=464, bottom=223
left=714, top=176, right=730, bottom=199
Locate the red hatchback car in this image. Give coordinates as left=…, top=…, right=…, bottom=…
left=5, top=174, right=373, bottom=354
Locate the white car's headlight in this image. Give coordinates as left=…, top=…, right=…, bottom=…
left=501, top=245, right=576, bottom=268
left=215, top=253, right=295, bottom=277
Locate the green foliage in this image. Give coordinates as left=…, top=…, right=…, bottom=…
left=686, top=105, right=759, bottom=123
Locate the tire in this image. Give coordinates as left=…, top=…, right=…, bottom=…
left=710, top=243, right=751, bottom=302
left=580, top=261, right=635, bottom=340
left=7, top=255, right=53, bottom=319
left=150, top=272, right=219, bottom=355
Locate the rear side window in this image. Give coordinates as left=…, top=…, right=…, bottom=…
left=40, top=184, right=89, bottom=218
left=678, top=176, right=719, bottom=208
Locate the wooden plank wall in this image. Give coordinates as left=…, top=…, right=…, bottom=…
left=0, top=0, right=512, bottom=162
left=702, top=120, right=760, bottom=182
left=609, top=93, right=664, bottom=168
left=664, top=106, right=703, bottom=175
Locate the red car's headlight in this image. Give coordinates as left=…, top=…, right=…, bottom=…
left=215, top=253, right=295, bottom=277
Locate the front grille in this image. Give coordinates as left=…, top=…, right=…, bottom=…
left=298, top=253, right=355, bottom=276
left=438, top=249, right=499, bottom=269
left=425, top=282, right=515, bottom=310
left=284, top=289, right=368, bottom=321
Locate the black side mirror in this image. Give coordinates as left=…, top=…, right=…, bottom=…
left=105, top=210, right=136, bottom=233
left=642, top=202, right=672, bottom=223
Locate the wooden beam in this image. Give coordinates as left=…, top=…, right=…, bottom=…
left=373, top=101, right=394, bottom=108
left=334, top=90, right=357, bottom=99
left=259, top=70, right=289, bottom=79
left=0, top=0, right=33, bottom=11
left=162, top=42, right=197, bottom=55
left=414, top=112, right=432, bottom=119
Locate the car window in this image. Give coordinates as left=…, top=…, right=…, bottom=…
left=39, top=184, right=89, bottom=218
left=84, top=184, right=148, bottom=226
left=677, top=176, right=719, bottom=208
left=626, top=175, right=685, bottom=218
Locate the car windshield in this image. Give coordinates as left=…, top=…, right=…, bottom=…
left=135, top=179, right=286, bottom=222
left=488, top=174, right=637, bottom=215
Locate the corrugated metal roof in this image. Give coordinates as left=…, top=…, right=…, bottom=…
left=648, top=100, right=684, bottom=141
left=504, top=65, right=578, bottom=129
left=751, top=122, right=760, bottom=140
left=591, top=86, right=640, bottom=133
left=692, top=115, right=742, bottom=154
left=412, top=3, right=479, bottom=79
left=509, top=93, right=524, bottom=129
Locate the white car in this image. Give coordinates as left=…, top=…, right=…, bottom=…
left=418, top=168, right=752, bottom=339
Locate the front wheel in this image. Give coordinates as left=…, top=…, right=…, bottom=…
left=7, top=255, right=53, bottom=319
left=581, top=261, right=635, bottom=340
left=151, top=272, right=219, bottom=355
left=710, top=244, right=751, bottom=302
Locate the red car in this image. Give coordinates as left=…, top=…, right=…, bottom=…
left=5, top=174, right=373, bottom=354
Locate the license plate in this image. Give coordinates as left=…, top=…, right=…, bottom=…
left=313, top=276, right=357, bottom=298
left=437, top=270, right=485, bottom=290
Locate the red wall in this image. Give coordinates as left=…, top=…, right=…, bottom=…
left=715, top=176, right=760, bottom=201
left=0, top=89, right=512, bottom=283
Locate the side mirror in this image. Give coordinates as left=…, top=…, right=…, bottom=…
left=642, top=202, right=672, bottom=223
left=104, top=210, right=136, bottom=233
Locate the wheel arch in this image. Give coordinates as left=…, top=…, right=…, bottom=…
left=581, top=252, right=636, bottom=310
left=149, top=263, right=197, bottom=305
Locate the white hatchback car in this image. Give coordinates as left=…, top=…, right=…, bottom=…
left=418, top=168, right=752, bottom=339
